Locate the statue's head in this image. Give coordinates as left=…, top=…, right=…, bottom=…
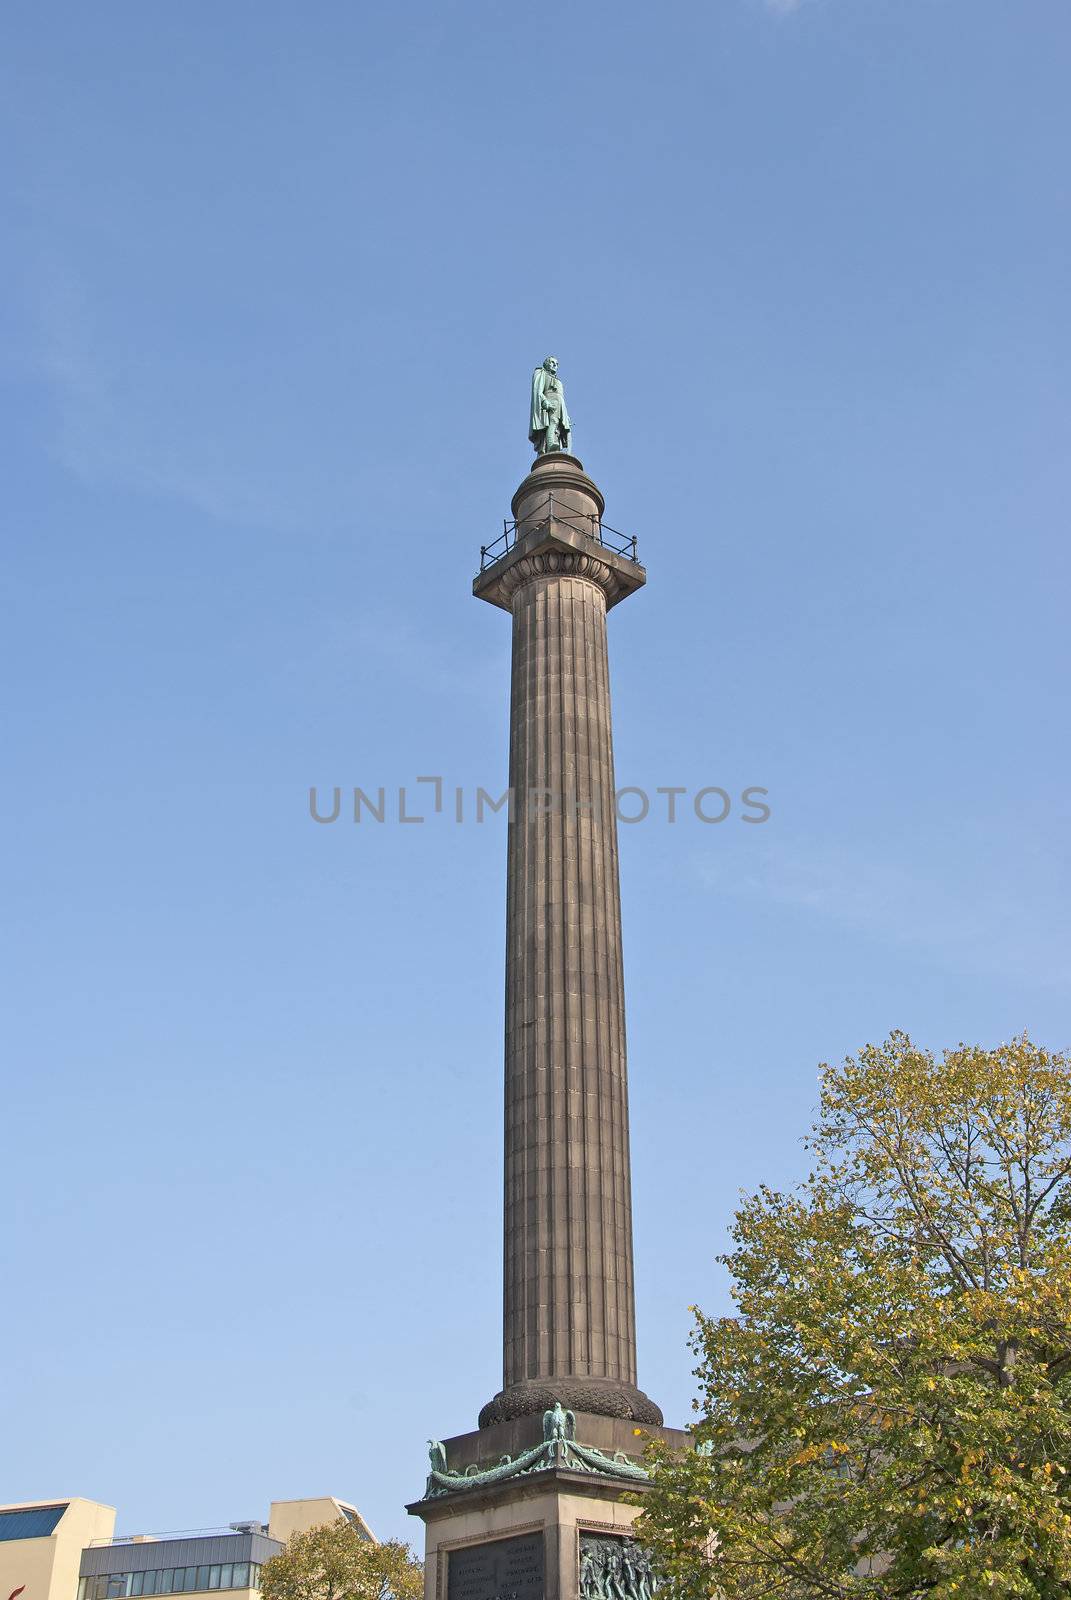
left=543, top=355, right=559, bottom=375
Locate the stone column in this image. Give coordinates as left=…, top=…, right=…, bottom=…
left=474, top=453, right=660, bottom=1428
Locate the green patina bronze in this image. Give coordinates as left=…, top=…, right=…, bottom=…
left=423, top=1408, right=649, bottom=1499
left=579, top=1535, right=659, bottom=1600
left=529, top=356, right=572, bottom=455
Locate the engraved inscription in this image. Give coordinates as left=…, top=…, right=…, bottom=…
left=448, top=1534, right=544, bottom=1600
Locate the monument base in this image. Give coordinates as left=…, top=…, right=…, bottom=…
left=407, top=1412, right=689, bottom=1600
left=479, top=1378, right=663, bottom=1430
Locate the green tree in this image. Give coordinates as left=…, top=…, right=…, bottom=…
left=259, top=1523, right=422, bottom=1600
left=637, top=1033, right=1071, bottom=1600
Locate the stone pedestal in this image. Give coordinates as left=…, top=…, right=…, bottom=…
left=407, top=1414, right=690, bottom=1600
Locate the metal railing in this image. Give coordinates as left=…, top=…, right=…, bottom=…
left=479, top=492, right=640, bottom=571
left=89, top=1528, right=266, bottom=1547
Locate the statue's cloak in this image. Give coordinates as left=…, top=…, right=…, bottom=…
left=530, top=365, right=571, bottom=446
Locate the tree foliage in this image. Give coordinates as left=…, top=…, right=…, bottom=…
left=259, top=1523, right=422, bottom=1600
left=637, top=1033, right=1071, bottom=1599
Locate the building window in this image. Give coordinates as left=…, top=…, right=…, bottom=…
left=82, top=1563, right=261, bottom=1598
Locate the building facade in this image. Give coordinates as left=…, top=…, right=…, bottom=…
left=1, top=1497, right=372, bottom=1600
left=1, top=1500, right=116, bottom=1600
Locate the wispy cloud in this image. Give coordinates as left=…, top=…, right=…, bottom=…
left=30, top=260, right=365, bottom=535
left=292, top=602, right=508, bottom=706
left=34, top=264, right=286, bottom=529
left=698, top=838, right=1071, bottom=990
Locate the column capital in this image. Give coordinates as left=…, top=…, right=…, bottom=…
left=475, top=457, right=645, bottom=614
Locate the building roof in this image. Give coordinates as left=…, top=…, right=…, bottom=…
left=80, top=1532, right=281, bottom=1577
left=0, top=1504, right=70, bottom=1541
left=337, top=1506, right=373, bottom=1541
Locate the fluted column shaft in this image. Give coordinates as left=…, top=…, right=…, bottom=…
left=503, top=566, right=636, bottom=1390
left=475, top=452, right=659, bottom=1429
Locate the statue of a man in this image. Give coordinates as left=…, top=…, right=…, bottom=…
left=582, top=1542, right=608, bottom=1600
left=581, top=1545, right=602, bottom=1599
left=529, top=356, right=572, bottom=455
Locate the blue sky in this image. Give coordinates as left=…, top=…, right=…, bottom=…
left=2, top=0, right=1069, bottom=1547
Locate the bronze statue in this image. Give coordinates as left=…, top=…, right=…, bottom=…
left=542, top=1400, right=576, bottom=1441
left=529, top=356, right=572, bottom=455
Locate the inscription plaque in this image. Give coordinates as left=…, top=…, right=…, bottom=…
left=448, top=1533, right=544, bottom=1600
